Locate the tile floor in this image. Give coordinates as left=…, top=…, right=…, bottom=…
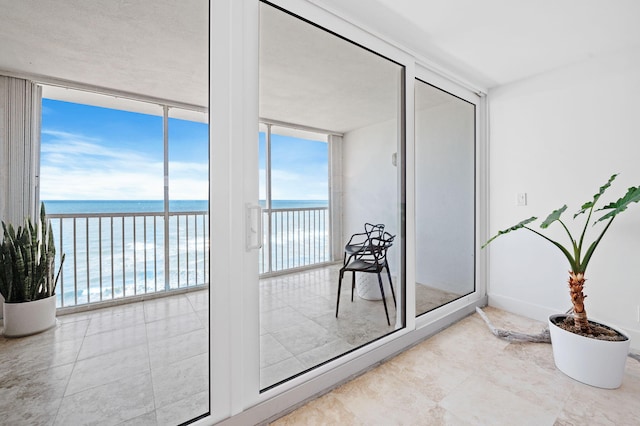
left=0, top=291, right=210, bottom=426
left=259, top=265, right=462, bottom=388
left=260, top=265, right=399, bottom=388
left=271, top=307, right=640, bottom=425
left=0, top=264, right=469, bottom=425
left=415, top=282, right=463, bottom=316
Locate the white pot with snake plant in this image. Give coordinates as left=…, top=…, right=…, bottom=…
left=0, top=203, right=65, bottom=337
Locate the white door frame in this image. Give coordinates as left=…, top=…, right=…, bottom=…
left=208, top=0, right=260, bottom=421
left=203, top=1, right=489, bottom=424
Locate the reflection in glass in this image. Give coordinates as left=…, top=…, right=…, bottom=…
left=415, top=80, right=475, bottom=316
left=259, top=1, right=404, bottom=390
left=259, top=125, right=329, bottom=274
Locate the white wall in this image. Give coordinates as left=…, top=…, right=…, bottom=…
left=488, top=47, right=640, bottom=350
left=342, top=118, right=399, bottom=272
left=415, top=100, right=475, bottom=295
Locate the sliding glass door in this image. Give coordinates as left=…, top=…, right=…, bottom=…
left=258, top=0, right=405, bottom=390
left=414, top=79, right=476, bottom=317
left=208, top=1, right=484, bottom=422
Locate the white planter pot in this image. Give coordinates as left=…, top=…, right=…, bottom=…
left=356, top=272, right=394, bottom=301
left=548, top=314, right=630, bottom=389
left=3, top=295, right=57, bottom=337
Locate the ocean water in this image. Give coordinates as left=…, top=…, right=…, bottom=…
left=44, top=200, right=328, bottom=308
left=43, top=199, right=327, bottom=214
left=44, top=199, right=208, bottom=214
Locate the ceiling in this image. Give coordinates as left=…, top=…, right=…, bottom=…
left=259, top=3, right=403, bottom=133
left=1, top=0, right=639, bottom=132
left=321, top=0, right=640, bottom=89
left=0, top=0, right=208, bottom=107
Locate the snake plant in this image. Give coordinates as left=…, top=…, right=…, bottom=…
left=483, top=174, right=640, bottom=332
left=0, top=203, right=65, bottom=303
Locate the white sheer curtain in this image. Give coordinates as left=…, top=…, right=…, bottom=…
left=0, top=75, right=41, bottom=225
left=0, top=75, right=41, bottom=318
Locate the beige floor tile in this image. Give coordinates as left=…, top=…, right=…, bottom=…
left=439, top=372, right=558, bottom=426
left=144, top=312, right=204, bottom=342
left=261, top=332, right=296, bottom=368
left=143, top=294, right=195, bottom=322
left=556, top=372, right=640, bottom=425
left=261, top=356, right=307, bottom=389
left=155, top=390, right=209, bottom=426
left=272, top=392, right=364, bottom=426
left=296, top=338, right=356, bottom=369
left=54, top=372, right=155, bottom=426
left=85, top=303, right=145, bottom=336
left=333, top=364, right=438, bottom=425
left=381, top=343, right=475, bottom=403
left=65, top=343, right=150, bottom=396
left=151, top=352, right=208, bottom=407
left=185, top=289, right=209, bottom=311
left=0, top=363, right=72, bottom=426
left=271, top=319, right=335, bottom=356
left=261, top=306, right=312, bottom=333
left=77, top=322, right=147, bottom=360
left=148, top=327, right=208, bottom=369
left=416, top=283, right=462, bottom=315
left=0, top=334, right=83, bottom=379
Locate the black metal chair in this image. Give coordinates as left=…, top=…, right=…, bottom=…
left=343, top=223, right=385, bottom=266
left=336, top=232, right=396, bottom=325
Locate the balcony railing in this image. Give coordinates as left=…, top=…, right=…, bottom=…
left=48, top=206, right=330, bottom=308
left=260, top=207, right=330, bottom=275
left=49, top=211, right=209, bottom=308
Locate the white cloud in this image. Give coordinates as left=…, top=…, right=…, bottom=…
left=40, top=131, right=207, bottom=200
left=269, top=169, right=328, bottom=200
left=40, top=130, right=325, bottom=201
left=168, top=161, right=209, bottom=200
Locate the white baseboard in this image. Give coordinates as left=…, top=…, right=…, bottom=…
left=488, top=293, right=561, bottom=323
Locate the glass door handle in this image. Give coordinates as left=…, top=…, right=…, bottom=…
left=246, top=203, right=263, bottom=251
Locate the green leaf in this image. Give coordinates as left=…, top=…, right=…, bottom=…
left=574, top=173, right=618, bottom=218
left=481, top=217, right=537, bottom=249
left=540, top=205, right=567, bottom=229
left=0, top=202, right=63, bottom=302
left=595, top=186, right=640, bottom=223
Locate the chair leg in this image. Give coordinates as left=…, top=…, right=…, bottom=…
left=336, top=270, right=344, bottom=318
left=385, top=264, right=396, bottom=308
left=351, top=272, right=356, bottom=302
left=377, top=272, right=390, bottom=326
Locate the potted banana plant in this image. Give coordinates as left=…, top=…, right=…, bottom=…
left=0, top=203, right=64, bottom=337
left=483, top=173, right=640, bottom=388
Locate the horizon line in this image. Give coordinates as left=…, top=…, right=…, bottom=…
left=42, top=199, right=329, bottom=201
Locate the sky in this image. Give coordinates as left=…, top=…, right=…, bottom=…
left=259, top=132, right=328, bottom=201
left=40, top=99, right=328, bottom=201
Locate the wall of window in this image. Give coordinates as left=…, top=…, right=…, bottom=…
left=258, top=122, right=330, bottom=274
left=40, top=89, right=209, bottom=306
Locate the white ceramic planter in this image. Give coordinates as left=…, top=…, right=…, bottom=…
left=356, top=273, right=394, bottom=301
left=548, top=314, right=630, bottom=389
left=2, top=295, right=57, bottom=337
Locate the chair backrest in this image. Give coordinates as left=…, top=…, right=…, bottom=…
left=356, top=232, right=395, bottom=265
left=364, top=223, right=385, bottom=239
